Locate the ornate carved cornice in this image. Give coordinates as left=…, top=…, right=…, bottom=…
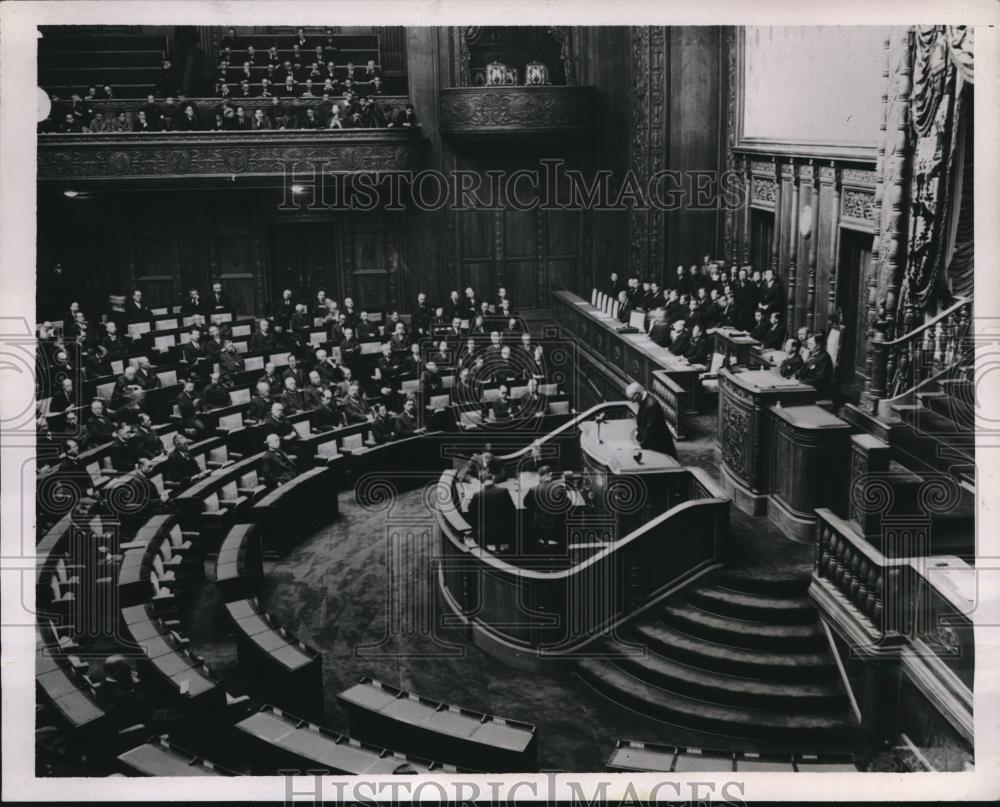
left=37, top=130, right=427, bottom=184
left=438, top=86, right=598, bottom=140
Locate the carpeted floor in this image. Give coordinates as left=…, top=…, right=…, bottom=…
left=185, top=406, right=818, bottom=771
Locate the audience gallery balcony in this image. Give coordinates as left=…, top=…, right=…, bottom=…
left=38, top=114, right=426, bottom=186
left=438, top=85, right=598, bottom=141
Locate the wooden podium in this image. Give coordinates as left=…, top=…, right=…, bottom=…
left=579, top=419, right=680, bottom=475
left=717, top=368, right=816, bottom=516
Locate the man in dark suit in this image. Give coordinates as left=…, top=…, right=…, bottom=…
left=523, top=465, right=569, bottom=553
left=312, top=388, right=341, bottom=431
left=757, top=268, right=786, bottom=317
left=627, top=382, right=676, bottom=457
left=466, top=472, right=516, bottom=553
left=100, top=321, right=127, bottom=359
left=260, top=433, right=299, bottom=486
left=647, top=310, right=672, bottom=348
left=246, top=381, right=273, bottom=423
left=134, top=357, right=161, bottom=390
left=683, top=324, right=711, bottom=366
left=48, top=378, right=77, bottom=415
left=181, top=288, right=204, bottom=315
left=616, top=291, right=634, bottom=325
left=270, top=288, right=296, bottom=329
left=761, top=312, right=787, bottom=351
left=517, top=377, right=548, bottom=418
left=130, top=413, right=163, bottom=460
left=108, top=423, right=139, bottom=473
left=82, top=399, right=115, bottom=449
left=368, top=402, right=395, bottom=445
left=161, top=434, right=209, bottom=486
left=207, top=281, right=231, bottom=312
left=667, top=320, right=690, bottom=357
left=779, top=338, right=806, bottom=378
left=124, top=289, right=151, bottom=323
left=491, top=384, right=515, bottom=421
left=202, top=372, right=232, bottom=409
left=796, top=332, right=834, bottom=394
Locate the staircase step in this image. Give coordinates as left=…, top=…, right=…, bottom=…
left=688, top=586, right=816, bottom=624
left=577, top=658, right=858, bottom=745
left=631, top=621, right=836, bottom=682
left=603, top=639, right=845, bottom=711
left=660, top=603, right=827, bottom=651
left=715, top=567, right=812, bottom=598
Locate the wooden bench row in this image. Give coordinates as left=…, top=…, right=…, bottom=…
left=224, top=598, right=324, bottom=721
left=337, top=677, right=537, bottom=772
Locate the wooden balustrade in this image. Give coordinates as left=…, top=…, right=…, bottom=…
left=865, top=297, right=971, bottom=412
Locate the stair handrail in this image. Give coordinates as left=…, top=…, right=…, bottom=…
left=866, top=296, right=972, bottom=410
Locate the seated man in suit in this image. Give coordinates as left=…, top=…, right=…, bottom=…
left=279, top=376, right=306, bottom=415
left=108, top=423, right=140, bottom=472
left=111, top=366, right=144, bottom=413
left=647, top=309, right=672, bottom=347
left=129, top=413, right=163, bottom=461
left=750, top=309, right=770, bottom=343
left=180, top=288, right=204, bottom=315
left=796, top=332, right=834, bottom=393
left=779, top=337, right=805, bottom=378
left=260, top=433, right=299, bottom=487
left=761, top=312, right=787, bottom=351
left=667, top=319, right=690, bottom=357
left=462, top=447, right=507, bottom=484
left=262, top=402, right=300, bottom=453
left=421, top=361, right=444, bottom=398
left=248, top=319, right=276, bottom=353
left=491, top=384, right=515, bottom=421
left=340, top=381, right=369, bottom=425
left=82, top=398, right=116, bottom=449
left=523, top=465, right=570, bottom=553
left=312, top=387, right=341, bottom=432
left=48, top=377, right=77, bottom=415
left=626, top=382, right=676, bottom=458
left=100, top=320, right=127, bottom=359
left=682, top=323, right=711, bottom=366
left=246, top=381, right=273, bottom=423
left=517, top=377, right=548, bottom=418
left=466, top=471, right=516, bottom=553
left=161, top=434, right=210, bottom=487
left=394, top=396, right=425, bottom=437
left=201, top=371, right=232, bottom=410
left=134, top=357, right=161, bottom=390
left=367, top=402, right=396, bottom=445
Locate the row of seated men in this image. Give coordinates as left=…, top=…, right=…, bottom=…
left=42, top=91, right=417, bottom=133
left=605, top=260, right=788, bottom=333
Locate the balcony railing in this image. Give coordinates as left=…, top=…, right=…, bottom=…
left=38, top=128, right=426, bottom=185
left=439, top=86, right=598, bottom=140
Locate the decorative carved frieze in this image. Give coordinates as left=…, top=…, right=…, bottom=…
left=842, top=189, right=876, bottom=223
left=841, top=167, right=878, bottom=187
left=438, top=86, right=598, bottom=138
left=38, top=131, right=427, bottom=183
left=750, top=159, right=775, bottom=177
left=751, top=177, right=776, bottom=205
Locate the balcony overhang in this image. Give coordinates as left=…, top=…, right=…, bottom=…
left=439, top=86, right=598, bottom=141
left=37, top=130, right=427, bottom=187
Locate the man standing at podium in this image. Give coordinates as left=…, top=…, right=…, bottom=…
left=626, top=382, right=676, bottom=458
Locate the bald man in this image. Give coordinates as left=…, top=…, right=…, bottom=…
left=626, top=382, right=676, bottom=457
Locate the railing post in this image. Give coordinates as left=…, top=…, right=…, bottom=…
left=847, top=433, right=892, bottom=538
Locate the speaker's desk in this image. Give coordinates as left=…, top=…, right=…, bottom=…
left=578, top=419, right=680, bottom=475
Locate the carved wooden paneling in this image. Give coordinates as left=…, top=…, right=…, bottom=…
left=438, top=87, right=598, bottom=139
left=38, top=131, right=426, bottom=184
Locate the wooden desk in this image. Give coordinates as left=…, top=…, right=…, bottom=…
left=337, top=677, right=538, bottom=772
left=717, top=368, right=817, bottom=516
left=767, top=404, right=851, bottom=541
left=712, top=328, right=761, bottom=367
left=553, top=290, right=702, bottom=427
left=579, top=419, right=680, bottom=475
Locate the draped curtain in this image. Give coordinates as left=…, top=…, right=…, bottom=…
left=899, top=26, right=974, bottom=328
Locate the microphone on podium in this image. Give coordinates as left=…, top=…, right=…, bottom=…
left=595, top=412, right=607, bottom=443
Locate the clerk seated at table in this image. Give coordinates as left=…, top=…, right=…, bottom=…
left=750, top=310, right=770, bottom=343
left=779, top=337, right=805, bottom=378
left=761, top=312, right=787, bottom=351
left=523, top=465, right=569, bottom=554
left=466, top=471, right=516, bottom=554
left=796, top=332, right=834, bottom=394
left=462, top=448, right=507, bottom=484
left=626, top=382, right=676, bottom=457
